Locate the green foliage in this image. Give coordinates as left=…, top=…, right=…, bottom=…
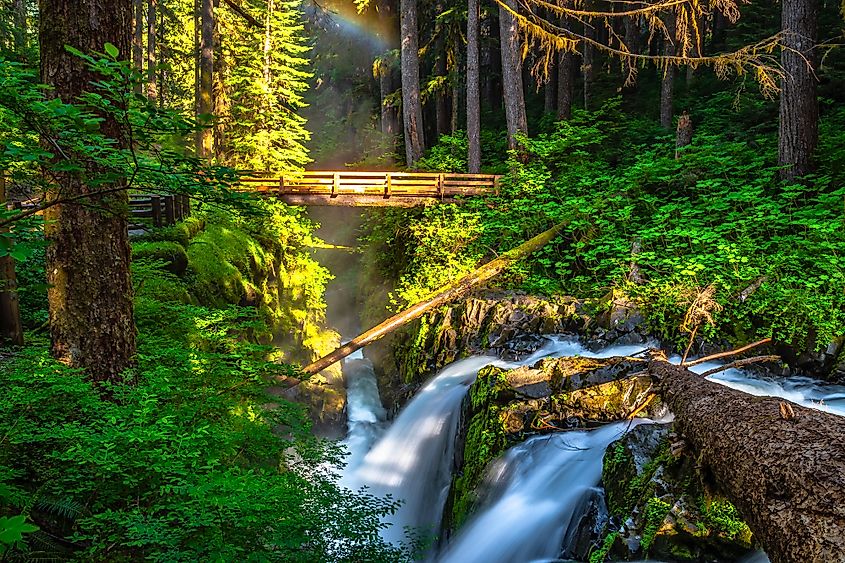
left=699, top=497, right=753, bottom=544
left=588, top=531, right=619, bottom=563
left=366, top=97, right=845, bottom=351
left=0, top=515, right=39, bottom=555
left=640, top=497, right=672, bottom=552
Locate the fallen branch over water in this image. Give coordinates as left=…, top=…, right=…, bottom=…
left=697, top=355, right=782, bottom=378
left=295, top=222, right=568, bottom=377
left=650, top=353, right=845, bottom=563
left=682, top=337, right=772, bottom=367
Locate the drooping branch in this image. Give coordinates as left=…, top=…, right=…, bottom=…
left=222, top=0, right=261, bottom=28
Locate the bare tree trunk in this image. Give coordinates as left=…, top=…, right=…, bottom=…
left=544, top=58, right=557, bottom=114
left=435, top=32, right=450, bottom=139
left=675, top=110, right=693, bottom=158
left=300, top=222, right=566, bottom=375
left=197, top=0, right=214, bottom=157
left=557, top=50, right=574, bottom=120
left=498, top=0, right=527, bottom=150
left=778, top=0, right=818, bottom=180
left=378, top=56, right=397, bottom=136
left=651, top=357, right=845, bottom=563
left=659, top=14, right=675, bottom=129
left=39, top=0, right=136, bottom=382
left=13, top=0, right=28, bottom=58
left=0, top=174, right=23, bottom=347
left=622, top=16, right=639, bottom=91
left=147, top=0, right=157, bottom=101
left=400, top=0, right=424, bottom=165
left=466, top=0, right=481, bottom=173
left=133, top=0, right=144, bottom=93
left=583, top=22, right=595, bottom=111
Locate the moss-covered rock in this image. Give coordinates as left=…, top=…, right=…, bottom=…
left=595, top=423, right=754, bottom=562
left=132, top=241, right=189, bottom=276
left=443, top=356, right=663, bottom=537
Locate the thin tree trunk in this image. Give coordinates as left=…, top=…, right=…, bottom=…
left=544, top=58, right=557, bottom=114
left=435, top=31, right=450, bottom=139
left=498, top=0, right=527, bottom=150
left=378, top=56, right=399, bottom=136
left=400, top=0, right=424, bottom=165
left=557, top=50, right=574, bottom=120
left=583, top=22, right=595, bottom=111
left=0, top=173, right=23, bottom=347
left=659, top=14, right=675, bottom=129
left=147, top=0, right=157, bottom=101
left=300, top=222, right=567, bottom=375
left=651, top=357, right=845, bottom=563
left=39, top=0, right=136, bottom=382
left=197, top=0, right=214, bottom=157
left=622, top=16, right=639, bottom=91
left=13, top=0, right=27, bottom=58
left=133, top=0, right=143, bottom=92
left=778, top=0, right=818, bottom=180
left=466, top=0, right=481, bottom=172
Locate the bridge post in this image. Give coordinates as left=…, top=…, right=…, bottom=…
left=151, top=195, right=162, bottom=227
left=331, top=172, right=339, bottom=198
left=384, top=173, right=392, bottom=199
left=437, top=173, right=444, bottom=199
left=279, top=176, right=285, bottom=196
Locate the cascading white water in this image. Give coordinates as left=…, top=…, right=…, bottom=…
left=339, top=349, right=387, bottom=479
left=339, top=335, right=845, bottom=560
left=436, top=421, right=652, bottom=563
left=340, top=338, right=657, bottom=547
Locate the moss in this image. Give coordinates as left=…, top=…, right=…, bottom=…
left=589, top=531, right=619, bottom=563
left=699, top=497, right=753, bottom=547
left=138, top=216, right=206, bottom=247
left=641, top=496, right=672, bottom=552
left=132, top=241, right=189, bottom=276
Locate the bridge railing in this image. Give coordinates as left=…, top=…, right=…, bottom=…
left=239, top=171, right=501, bottom=202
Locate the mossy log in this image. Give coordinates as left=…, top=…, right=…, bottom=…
left=298, top=222, right=567, bottom=376
left=650, top=356, right=845, bottom=563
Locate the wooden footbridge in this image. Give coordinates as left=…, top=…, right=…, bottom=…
left=239, top=171, right=502, bottom=206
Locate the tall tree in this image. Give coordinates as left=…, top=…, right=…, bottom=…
left=659, top=14, right=676, bottom=129
left=147, top=0, right=157, bottom=101
left=466, top=0, right=481, bottom=172
left=400, top=0, right=424, bottom=164
left=499, top=0, right=527, bottom=150
left=133, top=0, right=144, bottom=93
left=583, top=22, right=595, bottom=110
left=198, top=0, right=214, bottom=157
left=557, top=50, right=574, bottom=120
left=39, top=0, right=136, bottom=381
left=778, top=0, right=818, bottom=180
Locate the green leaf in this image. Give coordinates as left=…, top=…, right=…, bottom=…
left=0, top=515, right=39, bottom=545
left=104, top=43, right=119, bottom=59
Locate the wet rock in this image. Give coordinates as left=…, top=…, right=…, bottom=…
left=597, top=423, right=754, bottom=562
left=561, top=487, right=609, bottom=561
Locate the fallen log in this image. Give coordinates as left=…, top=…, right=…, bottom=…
left=296, top=222, right=567, bottom=376
left=650, top=354, right=845, bottom=563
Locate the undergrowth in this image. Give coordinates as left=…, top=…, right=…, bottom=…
left=364, top=96, right=845, bottom=351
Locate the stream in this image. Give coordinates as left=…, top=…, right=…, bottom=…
left=337, top=337, right=845, bottom=561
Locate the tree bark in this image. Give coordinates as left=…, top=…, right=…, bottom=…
left=435, top=32, right=450, bottom=139
left=544, top=58, right=557, bottom=114
left=659, top=14, right=676, bottom=129
left=651, top=357, right=845, bottom=563
left=197, top=0, right=214, bottom=157
left=378, top=56, right=399, bottom=137
left=583, top=22, right=595, bottom=111
left=299, top=222, right=567, bottom=375
left=778, top=0, right=818, bottom=180
left=557, top=50, right=574, bottom=120
left=0, top=174, right=23, bottom=347
left=466, top=0, right=481, bottom=173
left=12, top=0, right=28, bottom=59
left=676, top=110, right=693, bottom=158
left=133, top=0, right=144, bottom=93
left=400, top=0, right=424, bottom=165
left=498, top=0, right=527, bottom=150
left=147, top=0, right=157, bottom=101
left=39, top=0, right=136, bottom=382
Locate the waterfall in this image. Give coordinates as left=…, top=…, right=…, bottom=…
left=339, top=335, right=845, bottom=559
left=436, top=421, right=651, bottom=563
